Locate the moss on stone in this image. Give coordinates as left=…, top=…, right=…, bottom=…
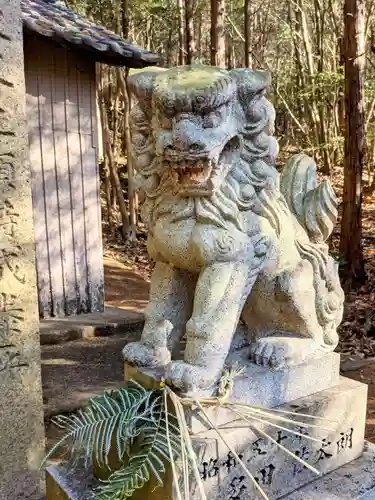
left=154, top=64, right=227, bottom=92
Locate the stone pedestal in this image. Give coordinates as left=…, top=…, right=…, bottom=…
left=224, top=349, right=340, bottom=407
left=46, top=440, right=375, bottom=500
left=190, top=376, right=366, bottom=499
left=0, top=2, right=45, bottom=498
left=124, top=349, right=341, bottom=433
left=123, top=367, right=367, bottom=499
left=46, top=355, right=369, bottom=500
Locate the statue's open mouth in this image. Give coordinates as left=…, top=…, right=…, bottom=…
left=167, top=135, right=241, bottom=196
left=175, top=160, right=213, bottom=185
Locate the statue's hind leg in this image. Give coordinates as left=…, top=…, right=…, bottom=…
left=249, top=260, right=331, bottom=369
left=123, top=262, right=196, bottom=367
left=165, top=260, right=260, bottom=393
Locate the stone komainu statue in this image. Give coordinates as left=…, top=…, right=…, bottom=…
left=123, top=65, right=344, bottom=393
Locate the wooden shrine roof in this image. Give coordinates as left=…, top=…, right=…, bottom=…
left=21, top=0, right=160, bottom=67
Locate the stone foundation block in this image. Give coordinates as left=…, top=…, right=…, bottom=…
left=192, top=376, right=366, bottom=499
left=46, top=376, right=367, bottom=500
left=283, top=441, right=375, bottom=499
left=46, top=441, right=375, bottom=500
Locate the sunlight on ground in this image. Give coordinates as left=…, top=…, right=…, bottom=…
left=42, top=359, right=79, bottom=366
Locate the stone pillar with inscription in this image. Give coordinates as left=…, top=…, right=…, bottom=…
left=0, top=2, right=45, bottom=499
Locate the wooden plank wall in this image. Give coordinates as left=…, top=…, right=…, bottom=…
left=24, top=34, right=104, bottom=317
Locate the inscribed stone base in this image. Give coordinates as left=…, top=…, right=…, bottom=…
left=282, top=441, right=375, bottom=499
left=46, top=377, right=367, bottom=500
left=125, top=351, right=340, bottom=408
left=45, top=441, right=375, bottom=500
left=189, top=376, right=366, bottom=499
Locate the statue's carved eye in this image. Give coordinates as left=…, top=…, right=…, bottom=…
left=202, top=112, right=220, bottom=129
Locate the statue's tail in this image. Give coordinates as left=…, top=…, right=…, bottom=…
left=280, top=154, right=343, bottom=347
left=279, top=153, right=338, bottom=243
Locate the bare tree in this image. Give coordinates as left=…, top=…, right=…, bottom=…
left=118, top=68, right=137, bottom=241
left=211, top=0, right=226, bottom=67
left=185, top=0, right=195, bottom=64
left=98, top=71, right=130, bottom=241
left=340, top=0, right=366, bottom=286
left=178, top=0, right=185, bottom=65
left=244, top=0, right=252, bottom=67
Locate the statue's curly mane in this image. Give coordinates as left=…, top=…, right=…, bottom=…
left=130, top=71, right=334, bottom=243
left=130, top=80, right=282, bottom=232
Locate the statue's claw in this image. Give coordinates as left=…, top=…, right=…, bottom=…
left=122, top=341, right=171, bottom=368
left=250, top=337, right=324, bottom=370
left=165, top=361, right=216, bottom=395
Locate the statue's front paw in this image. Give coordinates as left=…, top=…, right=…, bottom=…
left=122, top=341, right=171, bottom=368
left=165, top=361, right=216, bottom=394
left=250, top=337, right=323, bottom=369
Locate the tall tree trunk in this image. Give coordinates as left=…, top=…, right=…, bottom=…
left=103, top=155, right=114, bottom=238
left=196, top=7, right=202, bottom=60
left=296, top=0, right=315, bottom=76
left=121, top=0, right=129, bottom=38
left=211, top=0, right=226, bottom=67
left=295, top=0, right=320, bottom=151
left=98, top=87, right=130, bottom=241
left=226, top=32, right=233, bottom=69
left=314, top=0, right=331, bottom=174
left=185, top=0, right=195, bottom=64
left=144, top=17, right=152, bottom=51
left=178, top=0, right=185, bottom=65
left=118, top=68, right=137, bottom=241
left=166, top=26, right=174, bottom=67
left=104, top=67, right=117, bottom=212
left=338, top=36, right=346, bottom=134
left=244, top=0, right=252, bottom=67
left=340, top=0, right=366, bottom=286
left=286, top=1, right=304, bottom=123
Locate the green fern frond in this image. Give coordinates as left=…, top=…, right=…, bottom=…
left=96, top=397, right=182, bottom=500
left=44, top=385, right=163, bottom=470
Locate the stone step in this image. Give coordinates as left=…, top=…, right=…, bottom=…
left=39, top=306, right=144, bottom=345
left=42, top=334, right=141, bottom=418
